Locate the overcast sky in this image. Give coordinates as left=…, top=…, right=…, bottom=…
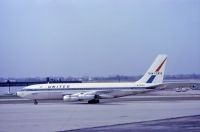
left=0, top=0, right=200, bottom=78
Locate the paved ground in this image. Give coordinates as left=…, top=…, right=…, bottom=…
left=64, top=115, right=200, bottom=132
left=1, top=96, right=200, bottom=132
left=1, top=94, right=200, bottom=104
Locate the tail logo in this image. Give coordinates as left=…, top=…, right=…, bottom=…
left=146, top=58, right=167, bottom=83
left=155, top=58, right=167, bottom=72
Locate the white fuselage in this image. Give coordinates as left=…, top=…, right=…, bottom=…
left=17, top=82, right=159, bottom=100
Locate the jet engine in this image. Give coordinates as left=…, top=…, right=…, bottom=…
left=63, top=93, right=95, bottom=102
left=98, top=94, right=114, bottom=99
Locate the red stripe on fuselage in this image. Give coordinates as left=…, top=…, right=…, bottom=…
left=156, top=58, right=167, bottom=72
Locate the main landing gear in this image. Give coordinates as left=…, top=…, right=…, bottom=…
left=88, top=99, right=100, bottom=104
left=34, top=99, right=38, bottom=105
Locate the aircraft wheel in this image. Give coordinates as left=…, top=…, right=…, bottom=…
left=34, top=99, right=38, bottom=105
left=88, top=99, right=99, bottom=104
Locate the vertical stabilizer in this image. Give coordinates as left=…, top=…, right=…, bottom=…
left=136, top=54, right=167, bottom=84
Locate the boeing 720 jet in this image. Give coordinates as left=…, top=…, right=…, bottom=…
left=17, top=54, right=199, bottom=104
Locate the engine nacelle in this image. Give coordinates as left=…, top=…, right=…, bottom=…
left=98, top=94, right=114, bottom=99
left=63, top=95, right=80, bottom=102
left=63, top=93, right=95, bottom=102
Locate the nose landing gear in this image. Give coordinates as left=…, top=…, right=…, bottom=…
left=34, top=99, right=38, bottom=105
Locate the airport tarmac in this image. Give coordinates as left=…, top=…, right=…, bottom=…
left=1, top=96, right=200, bottom=132
left=66, top=115, right=200, bottom=132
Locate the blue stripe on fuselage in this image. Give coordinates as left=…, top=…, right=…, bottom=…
left=146, top=75, right=156, bottom=83
left=21, top=87, right=148, bottom=91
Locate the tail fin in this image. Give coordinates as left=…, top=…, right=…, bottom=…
left=136, top=54, right=167, bottom=84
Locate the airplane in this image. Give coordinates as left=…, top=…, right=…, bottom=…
left=16, top=54, right=199, bottom=105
